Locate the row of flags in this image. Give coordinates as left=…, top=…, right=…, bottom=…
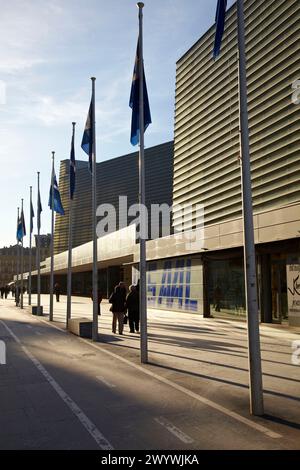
left=17, top=193, right=39, bottom=242
left=16, top=170, right=61, bottom=242
left=16, top=0, right=227, bottom=243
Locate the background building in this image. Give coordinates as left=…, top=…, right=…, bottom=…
left=4, top=235, right=51, bottom=288
left=34, top=234, right=51, bottom=261
left=0, top=245, right=35, bottom=287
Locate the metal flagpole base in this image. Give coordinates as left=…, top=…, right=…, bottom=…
left=32, top=306, right=43, bottom=316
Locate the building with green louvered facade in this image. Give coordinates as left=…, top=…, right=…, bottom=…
left=170, top=0, right=300, bottom=325
left=173, top=0, right=299, bottom=228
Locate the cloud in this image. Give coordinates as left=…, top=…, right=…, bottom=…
left=0, top=57, right=46, bottom=74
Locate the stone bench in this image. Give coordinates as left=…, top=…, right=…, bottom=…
left=68, top=318, right=92, bottom=338
left=32, top=306, right=43, bottom=316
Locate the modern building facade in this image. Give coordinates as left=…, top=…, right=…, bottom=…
left=150, top=0, right=300, bottom=325
left=54, top=141, right=174, bottom=255
left=30, top=0, right=300, bottom=327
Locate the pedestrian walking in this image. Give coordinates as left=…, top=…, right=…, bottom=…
left=125, top=284, right=140, bottom=333
left=214, top=284, right=222, bottom=312
left=54, top=282, right=60, bottom=302
left=15, top=288, right=20, bottom=306
left=90, top=289, right=103, bottom=315
left=4, top=286, right=9, bottom=299
left=109, top=285, right=126, bottom=335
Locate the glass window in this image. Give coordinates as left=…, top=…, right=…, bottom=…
left=208, top=257, right=246, bottom=317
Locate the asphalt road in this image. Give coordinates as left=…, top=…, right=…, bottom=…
left=0, top=295, right=299, bottom=450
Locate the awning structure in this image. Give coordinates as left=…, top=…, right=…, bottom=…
left=31, top=225, right=137, bottom=277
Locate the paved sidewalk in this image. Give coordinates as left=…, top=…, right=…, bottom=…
left=1, top=294, right=299, bottom=449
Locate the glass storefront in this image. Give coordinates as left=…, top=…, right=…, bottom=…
left=208, top=257, right=246, bottom=317
left=133, top=257, right=203, bottom=313
left=131, top=246, right=296, bottom=323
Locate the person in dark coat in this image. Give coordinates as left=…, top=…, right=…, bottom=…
left=54, top=282, right=60, bottom=302
left=126, top=285, right=140, bottom=333
left=15, top=287, right=20, bottom=306
left=214, top=285, right=222, bottom=312
left=90, top=289, right=103, bottom=315
left=118, top=281, right=127, bottom=298
left=4, top=286, right=9, bottom=299
left=109, top=285, right=126, bottom=335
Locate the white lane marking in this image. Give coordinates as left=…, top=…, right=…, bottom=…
left=79, top=340, right=282, bottom=439
left=96, top=376, right=116, bottom=389
left=0, top=320, right=113, bottom=450
left=154, top=417, right=194, bottom=444
left=26, top=325, right=33, bottom=329
left=18, top=309, right=282, bottom=439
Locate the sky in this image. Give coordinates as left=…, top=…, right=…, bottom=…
left=0, top=0, right=235, bottom=247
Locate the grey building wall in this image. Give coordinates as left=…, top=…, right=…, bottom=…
left=173, top=0, right=300, bottom=231
left=54, top=141, right=174, bottom=254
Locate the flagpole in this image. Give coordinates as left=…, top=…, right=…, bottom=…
left=20, top=198, right=24, bottom=309
left=49, top=151, right=55, bottom=322
left=137, top=2, right=148, bottom=364
left=91, top=77, right=98, bottom=342
left=28, top=186, right=33, bottom=306
left=237, top=0, right=264, bottom=416
left=37, top=171, right=42, bottom=315
left=67, top=122, right=76, bottom=326
left=16, top=207, right=20, bottom=307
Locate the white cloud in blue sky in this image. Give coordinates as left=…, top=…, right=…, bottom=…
left=0, top=0, right=235, bottom=247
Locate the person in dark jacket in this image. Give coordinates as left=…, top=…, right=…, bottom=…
left=126, top=285, right=140, bottom=333
left=4, top=286, right=9, bottom=299
left=90, top=289, right=103, bottom=315
left=54, top=282, right=61, bottom=302
left=109, top=285, right=126, bottom=335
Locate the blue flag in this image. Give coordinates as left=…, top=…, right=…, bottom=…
left=30, top=200, right=35, bottom=234
left=81, top=101, right=93, bottom=173
left=48, top=170, right=65, bottom=215
left=129, top=38, right=152, bottom=146
left=37, top=188, right=42, bottom=231
left=70, top=126, right=76, bottom=199
left=16, top=217, right=21, bottom=242
left=16, top=215, right=21, bottom=242
left=213, top=0, right=227, bottom=59
left=17, top=209, right=26, bottom=242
